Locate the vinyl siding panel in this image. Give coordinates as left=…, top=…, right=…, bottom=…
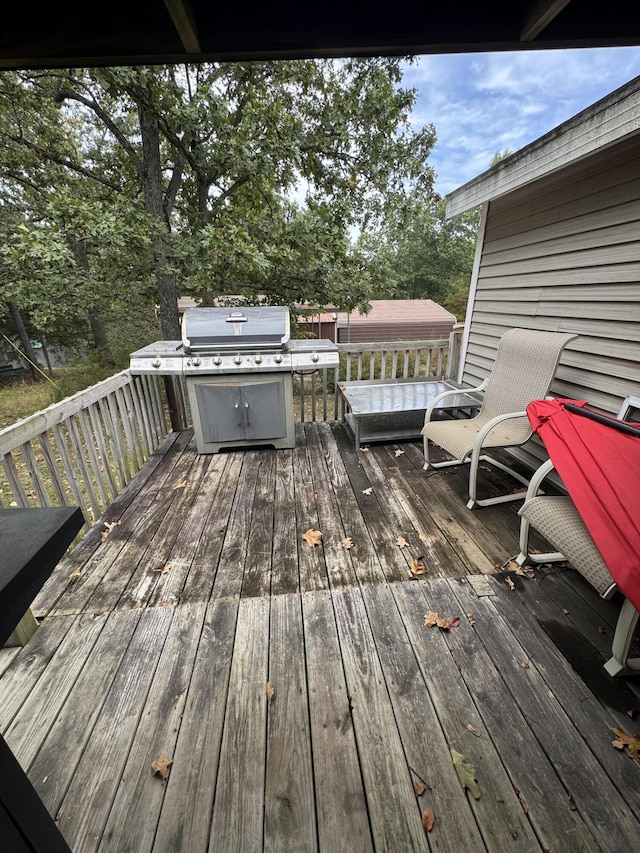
left=462, top=135, right=640, bottom=473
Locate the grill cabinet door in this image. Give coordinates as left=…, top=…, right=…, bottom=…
left=194, top=377, right=287, bottom=444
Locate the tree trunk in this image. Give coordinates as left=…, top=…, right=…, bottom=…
left=70, top=238, right=115, bottom=366
left=7, top=300, right=43, bottom=381
left=138, top=100, right=184, bottom=429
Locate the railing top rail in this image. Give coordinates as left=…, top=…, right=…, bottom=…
left=336, top=338, right=450, bottom=353
left=0, top=369, right=134, bottom=456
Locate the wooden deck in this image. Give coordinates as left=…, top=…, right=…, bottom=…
left=2, top=422, right=640, bottom=852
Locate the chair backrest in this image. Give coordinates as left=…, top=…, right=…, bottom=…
left=481, top=328, right=578, bottom=417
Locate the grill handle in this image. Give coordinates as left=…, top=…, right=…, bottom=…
left=225, top=312, right=248, bottom=323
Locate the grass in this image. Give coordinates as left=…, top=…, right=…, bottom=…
left=0, top=377, right=56, bottom=430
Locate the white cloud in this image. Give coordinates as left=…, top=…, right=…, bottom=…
left=402, top=46, right=640, bottom=197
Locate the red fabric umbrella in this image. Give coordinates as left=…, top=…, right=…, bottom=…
left=527, top=398, right=640, bottom=612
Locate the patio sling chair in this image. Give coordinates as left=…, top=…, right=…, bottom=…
left=515, top=458, right=639, bottom=678
left=421, top=328, right=577, bottom=509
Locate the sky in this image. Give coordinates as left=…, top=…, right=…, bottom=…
left=401, top=46, right=640, bottom=197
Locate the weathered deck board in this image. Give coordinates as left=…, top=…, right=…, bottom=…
left=1, top=422, right=639, bottom=853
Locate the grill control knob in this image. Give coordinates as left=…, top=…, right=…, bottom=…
left=234, top=355, right=242, bottom=365
left=213, top=356, right=222, bottom=365
left=274, top=354, right=283, bottom=364
left=151, top=358, right=161, bottom=368
left=192, top=357, right=201, bottom=367
left=311, top=352, right=320, bottom=363
left=254, top=355, right=263, bottom=364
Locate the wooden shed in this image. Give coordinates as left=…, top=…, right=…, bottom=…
left=335, top=299, right=456, bottom=343
left=445, top=74, right=640, bottom=468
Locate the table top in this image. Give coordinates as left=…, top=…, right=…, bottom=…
left=0, top=506, right=84, bottom=647
left=338, top=378, right=482, bottom=417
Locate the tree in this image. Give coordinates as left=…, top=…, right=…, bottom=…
left=3, top=60, right=435, bottom=334
left=359, top=189, right=480, bottom=320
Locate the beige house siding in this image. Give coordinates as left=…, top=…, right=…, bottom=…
left=460, top=133, right=640, bottom=470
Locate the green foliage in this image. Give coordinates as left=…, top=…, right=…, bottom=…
left=51, top=359, right=118, bottom=402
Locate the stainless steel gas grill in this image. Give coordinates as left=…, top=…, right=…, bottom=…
left=130, top=306, right=339, bottom=453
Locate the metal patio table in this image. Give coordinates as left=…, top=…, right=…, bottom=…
left=338, top=377, right=482, bottom=450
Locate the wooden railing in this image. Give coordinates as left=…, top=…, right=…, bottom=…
left=0, top=371, right=169, bottom=534
left=296, top=325, right=464, bottom=423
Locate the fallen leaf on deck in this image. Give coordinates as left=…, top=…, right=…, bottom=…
left=414, top=781, right=426, bottom=797
left=424, top=611, right=460, bottom=630
left=597, top=625, right=607, bottom=634
left=396, top=536, right=408, bottom=548
left=101, top=520, right=121, bottom=541
left=626, top=708, right=640, bottom=720
left=172, top=481, right=187, bottom=490
left=520, top=662, right=530, bottom=669
left=451, top=748, right=480, bottom=799
left=562, top=608, right=570, bottom=615
left=362, top=487, right=373, bottom=495
left=505, top=577, right=516, bottom=591
left=465, top=723, right=479, bottom=736
left=466, top=613, right=475, bottom=625
left=69, top=570, right=82, bottom=582
left=421, top=809, right=435, bottom=832
left=418, top=533, right=429, bottom=543
left=496, top=795, right=505, bottom=803
left=395, top=449, right=405, bottom=457
left=341, top=537, right=354, bottom=550
left=361, top=446, right=370, bottom=452
left=611, top=727, right=640, bottom=759
left=568, top=794, right=577, bottom=810
left=153, top=563, right=172, bottom=575
left=410, top=558, right=427, bottom=575
left=266, top=682, right=275, bottom=704
left=151, top=754, right=173, bottom=782
left=302, top=529, right=323, bottom=548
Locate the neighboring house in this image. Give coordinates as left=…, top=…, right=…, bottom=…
left=336, top=300, right=456, bottom=343
left=446, top=75, right=640, bottom=469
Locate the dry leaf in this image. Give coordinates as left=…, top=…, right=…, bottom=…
left=361, top=446, right=370, bottom=452
left=466, top=613, right=475, bottom=625
left=597, top=625, right=607, bottom=635
left=520, top=662, right=530, bottom=669
left=496, top=795, right=505, bottom=803
left=395, top=449, right=405, bottom=457
left=101, top=520, right=121, bottom=541
left=410, top=558, right=427, bottom=576
left=611, top=727, right=640, bottom=759
left=172, top=481, right=187, bottom=490
left=418, top=533, right=429, bottom=543
left=626, top=708, right=640, bottom=720
left=414, top=781, right=426, bottom=797
left=451, top=748, right=480, bottom=799
left=302, top=528, right=322, bottom=548
left=424, top=611, right=461, bottom=630
left=466, top=723, right=480, bottom=737
left=396, top=536, right=408, bottom=548
left=341, top=537, right=354, bottom=550
left=151, top=754, right=173, bottom=782
left=421, top=809, right=435, bottom=833
left=568, top=794, right=577, bottom=810
left=362, top=487, right=373, bottom=495
left=266, top=682, right=275, bottom=705
left=505, top=576, right=516, bottom=591
left=562, top=608, right=570, bottom=615
left=69, top=570, right=82, bottom=582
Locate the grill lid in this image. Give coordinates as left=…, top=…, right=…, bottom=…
left=182, top=306, right=290, bottom=352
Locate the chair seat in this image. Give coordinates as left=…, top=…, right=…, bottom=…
left=519, top=495, right=616, bottom=598
left=423, top=412, right=532, bottom=461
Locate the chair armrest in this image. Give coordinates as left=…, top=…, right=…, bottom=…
left=470, top=409, right=528, bottom=455
left=523, top=458, right=556, bottom=501
left=423, top=378, right=488, bottom=425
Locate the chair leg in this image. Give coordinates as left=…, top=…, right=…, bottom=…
left=467, top=454, right=537, bottom=509
left=604, top=598, right=640, bottom=677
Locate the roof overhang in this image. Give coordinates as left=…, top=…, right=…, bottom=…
left=1, top=1, right=640, bottom=70
left=445, top=74, right=640, bottom=218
